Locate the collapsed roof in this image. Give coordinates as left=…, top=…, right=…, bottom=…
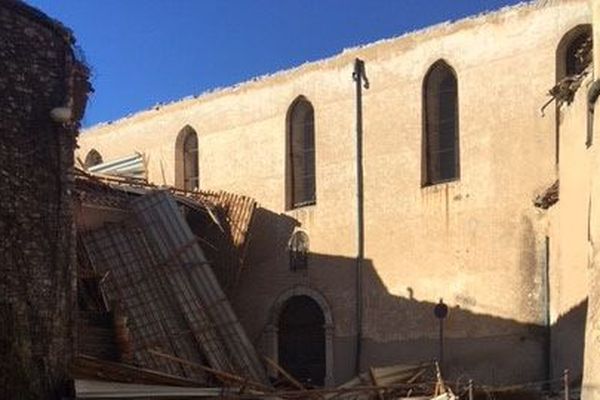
left=73, top=170, right=267, bottom=388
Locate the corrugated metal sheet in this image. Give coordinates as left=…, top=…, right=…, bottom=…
left=131, top=191, right=267, bottom=384
left=186, top=190, right=257, bottom=292
left=88, top=153, right=145, bottom=179
left=78, top=190, right=267, bottom=385
left=81, top=222, right=207, bottom=381
left=74, top=172, right=258, bottom=293
left=193, top=190, right=256, bottom=251
left=75, top=175, right=267, bottom=384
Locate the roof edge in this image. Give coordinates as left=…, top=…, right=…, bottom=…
left=83, top=0, right=582, bottom=133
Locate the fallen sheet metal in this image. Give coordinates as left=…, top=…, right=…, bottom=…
left=81, top=222, right=207, bottom=380
left=75, top=170, right=257, bottom=293
left=130, top=191, right=268, bottom=384
left=87, top=152, right=146, bottom=180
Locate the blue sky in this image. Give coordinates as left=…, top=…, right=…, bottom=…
left=27, top=0, right=523, bottom=127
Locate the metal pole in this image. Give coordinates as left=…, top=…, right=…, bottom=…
left=352, top=58, right=369, bottom=376
left=439, top=319, right=444, bottom=367
left=468, top=379, right=474, bottom=400
left=563, top=369, right=569, bottom=400
left=434, top=299, right=448, bottom=372
left=544, top=236, right=552, bottom=384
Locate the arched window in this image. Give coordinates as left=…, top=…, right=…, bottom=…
left=423, top=60, right=459, bottom=186
left=557, top=25, right=592, bottom=81
left=287, top=97, right=316, bottom=209
left=84, top=149, right=103, bottom=168
left=175, top=125, right=199, bottom=191
left=289, top=230, right=309, bottom=271
left=555, top=25, right=593, bottom=148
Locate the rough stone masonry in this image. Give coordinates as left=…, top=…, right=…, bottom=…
left=0, top=1, right=90, bottom=398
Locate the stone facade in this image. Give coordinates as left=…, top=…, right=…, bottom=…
left=79, top=0, right=592, bottom=387
left=0, top=1, right=90, bottom=398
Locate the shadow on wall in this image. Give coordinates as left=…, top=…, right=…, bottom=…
left=245, top=207, right=300, bottom=265
left=361, top=258, right=547, bottom=386
left=184, top=204, right=245, bottom=294
left=551, top=299, right=588, bottom=385
left=235, top=207, right=587, bottom=386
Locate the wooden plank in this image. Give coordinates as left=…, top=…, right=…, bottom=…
left=262, top=356, right=306, bottom=391
left=368, top=367, right=384, bottom=400
left=148, top=349, right=272, bottom=393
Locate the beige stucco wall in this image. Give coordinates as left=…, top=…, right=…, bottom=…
left=582, top=0, right=600, bottom=398
left=583, top=97, right=600, bottom=400
left=78, top=0, right=591, bottom=385
left=546, top=74, right=591, bottom=382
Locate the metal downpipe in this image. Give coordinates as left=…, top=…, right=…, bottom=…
left=352, top=58, right=369, bottom=376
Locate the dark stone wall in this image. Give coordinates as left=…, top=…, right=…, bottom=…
left=0, top=2, right=90, bottom=398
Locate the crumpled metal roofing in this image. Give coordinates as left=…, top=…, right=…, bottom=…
left=87, top=153, right=145, bottom=179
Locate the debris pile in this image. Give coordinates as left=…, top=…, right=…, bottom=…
left=73, top=170, right=272, bottom=394
left=71, top=171, right=446, bottom=399
left=71, top=170, right=570, bottom=399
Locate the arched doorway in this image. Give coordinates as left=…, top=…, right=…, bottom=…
left=278, top=295, right=326, bottom=386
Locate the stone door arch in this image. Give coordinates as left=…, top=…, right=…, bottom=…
left=265, top=286, right=334, bottom=387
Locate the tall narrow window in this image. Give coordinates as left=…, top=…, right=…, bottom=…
left=84, top=149, right=103, bottom=168
left=423, top=61, right=459, bottom=185
left=287, top=97, right=316, bottom=208
left=175, top=126, right=199, bottom=191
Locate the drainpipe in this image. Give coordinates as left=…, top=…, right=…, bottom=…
left=543, top=236, right=552, bottom=384
left=353, top=58, right=369, bottom=376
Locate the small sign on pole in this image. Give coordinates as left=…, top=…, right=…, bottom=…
left=434, top=299, right=448, bottom=368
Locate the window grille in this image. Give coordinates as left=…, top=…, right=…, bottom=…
left=289, top=230, right=309, bottom=271
left=565, top=30, right=592, bottom=76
